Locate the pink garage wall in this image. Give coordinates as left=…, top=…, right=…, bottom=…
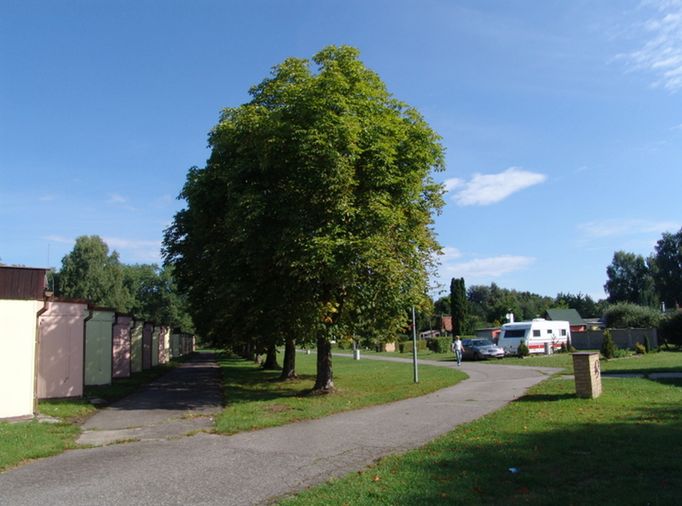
left=113, top=314, right=133, bottom=379
left=37, top=300, right=88, bottom=399
left=142, top=322, right=153, bottom=370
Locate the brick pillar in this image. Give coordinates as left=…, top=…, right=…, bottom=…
left=572, top=352, right=602, bottom=398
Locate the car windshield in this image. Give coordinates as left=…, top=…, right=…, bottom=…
left=471, top=339, right=493, bottom=347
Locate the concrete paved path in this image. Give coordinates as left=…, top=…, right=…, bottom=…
left=78, top=352, right=223, bottom=446
left=0, top=352, right=559, bottom=506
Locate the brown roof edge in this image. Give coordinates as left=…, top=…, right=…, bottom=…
left=87, top=304, right=117, bottom=312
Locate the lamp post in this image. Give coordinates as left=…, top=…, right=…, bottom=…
left=412, top=306, right=419, bottom=383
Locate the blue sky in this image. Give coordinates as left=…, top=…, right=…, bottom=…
left=1, top=0, right=680, bottom=301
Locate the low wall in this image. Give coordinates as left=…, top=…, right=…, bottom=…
left=572, top=328, right=658, bottom=350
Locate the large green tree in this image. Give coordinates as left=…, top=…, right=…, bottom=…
left=604, top=251, right=657, bottom=306
left=450, top=277, right=467, bottom=335
left=58, top=235, right=131, bottom=310
left=123, top=263, right=194, bottom=331
left=651, top=228, right=682, bottom=309
left=164, top=46, right=444, bottom=391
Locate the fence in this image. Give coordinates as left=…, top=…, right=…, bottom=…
left=571, top=328, right=658, bottom=350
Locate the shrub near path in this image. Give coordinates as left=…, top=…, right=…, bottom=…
left=282, top=375, right=682, bottom=505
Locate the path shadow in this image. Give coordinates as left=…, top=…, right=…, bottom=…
left=99, top=351, right=224, bottom=412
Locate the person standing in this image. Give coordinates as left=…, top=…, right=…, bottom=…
left=452, top=335, right=463, bottom=366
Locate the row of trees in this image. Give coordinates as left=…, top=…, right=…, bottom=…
left=163, top=46, right=445, bottom=392
left=604, top=228, right=682, bottom=309
left=55, top=235, right=193, bottom=331
left=429, top=281, right=605, bottom=334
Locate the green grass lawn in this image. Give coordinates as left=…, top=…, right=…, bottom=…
left=0, top=421, right=81, bottom=472
left=215, top=352, right=466, bottom=434
left=281, top=374, right=682, bottom=505
left=356, top=347, right=682, bottom=376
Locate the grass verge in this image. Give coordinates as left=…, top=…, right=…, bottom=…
left=215, top=352, right=466, bottom=434
left=356, top=348, right=682, bottom=376
left=280, top=375, right=682, bottom=505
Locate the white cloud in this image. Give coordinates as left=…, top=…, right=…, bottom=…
left=43, top=235, right=73, bottom=244
left=446, top=167, right=547, bottom=206
left=440, top=246, right=463, bottom=261
left=440, top=251, right=535, bottom=280
left=622, top=0, right=682, bottom=92
left=108, top=193, right=128, bottom=204
left=103, top=237, right=162, bottom=262
left=578, top=219, right=680, bottom=238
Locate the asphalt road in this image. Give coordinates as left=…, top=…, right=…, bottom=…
left=0, top=352, right=559, bottom=505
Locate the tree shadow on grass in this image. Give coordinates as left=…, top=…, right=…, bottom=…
left=514, top=393, right=577, bottom=402
left=317, top=410, right=682, bottom=505
left=219, top=357, right=317, bottom=405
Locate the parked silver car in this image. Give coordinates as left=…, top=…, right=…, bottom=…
left=461, top=338, right=505, bottom=360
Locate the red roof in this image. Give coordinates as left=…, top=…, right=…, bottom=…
left=440, top=315, right=453, bottom=332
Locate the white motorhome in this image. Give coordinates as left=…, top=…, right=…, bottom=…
left=497, top=318, right=570, bottom=355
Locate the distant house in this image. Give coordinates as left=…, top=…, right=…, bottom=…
left=545, top=308, right=587, bottom=333
left=438, top=315, right=453, bottom=335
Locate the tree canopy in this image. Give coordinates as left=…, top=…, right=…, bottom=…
left=604, top=251, right=657, bottom=306
left=57, top=235, right=192, bottom=330
left=651, top=228, right=682, bottom=309
left=164, top=45, right=445, bottom=391
left=58, top=235, right=130, bottom=310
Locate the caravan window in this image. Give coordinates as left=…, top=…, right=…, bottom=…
left=533, top=330, right=541, bottom=337
left=504, top=329, right=526, bottom=338
left=561, top=329, right=567, bottom=336
left=546, top=329, right=552, bottom=335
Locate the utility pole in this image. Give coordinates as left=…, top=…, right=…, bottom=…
left=412, top=306, right=419, bottom=383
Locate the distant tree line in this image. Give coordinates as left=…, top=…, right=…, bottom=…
left=54, top=235, right=193, bottom=332
left=425, top=282, right=606, bottom=334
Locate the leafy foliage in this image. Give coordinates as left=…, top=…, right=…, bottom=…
left=164, top=46, right=445, bottom=390
left=658, top=312, right=682, bottom=346
left=56, top=235, right=192, bottom=330
left=602, top=302, right=661, bottom=328
left=604, top=251, right=657, bottom=306
left=427, top=336, right=452, bottom=354
left=651, top=228, right=682, bottom=309
left=450, top=277, right=467, bottom=335
left=517, top=340, right=529, bottom=357
left=58, top=236, right=130, bottom=310
left=601, top=329, right=616, bottom=359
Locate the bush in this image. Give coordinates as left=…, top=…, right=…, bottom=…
left=634, top=342, right=646, bottom=355
left=658, top=312, right=682, bottom=346
left=559, top=342, right=576, bottom=353
left=601, top=329, right=616, bottom=359
left=603, top=303, right=661, bottom=328
left=517, top=341, right=529, bottom=357
left=398, top=339, right=426, bottom=354
left=427, top=337, right=452, bottom=354
left=613, top=348, right=632, bottom=358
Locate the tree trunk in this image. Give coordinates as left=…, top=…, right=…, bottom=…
left=313, top=336, right=334, bottom=393
left=262, top=342, right=280, bottom=370
left=279, top=337, right=297, bottom=380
